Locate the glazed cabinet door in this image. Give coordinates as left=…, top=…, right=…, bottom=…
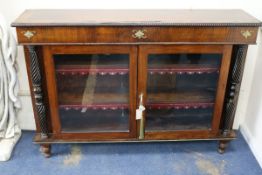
left=138, top=45, right=232, bottom=140
left=43, top=45, right=137, bottom=140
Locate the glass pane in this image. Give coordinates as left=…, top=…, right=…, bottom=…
left=54, top=54, right=129, bottom=133
left=146, top=54, right=222, bottom=131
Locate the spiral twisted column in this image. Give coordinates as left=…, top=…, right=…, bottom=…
left=27, top=46, right=48, bottom=138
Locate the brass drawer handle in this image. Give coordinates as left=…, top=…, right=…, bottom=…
left=241, top=30, right=253, bottom=39
left=132, top=29, right=147, bottom=39
left=22, top=30, right=36, bottom=39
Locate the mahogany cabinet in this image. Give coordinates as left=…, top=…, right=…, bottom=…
left=12, top=10, right=261, bottom=157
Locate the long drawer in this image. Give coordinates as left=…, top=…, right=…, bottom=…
left=16, top=26, right=258, bottom=44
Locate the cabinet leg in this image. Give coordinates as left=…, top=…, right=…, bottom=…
left=40, top=144, right=51, bottom=158
left=218, top=140, right=229, bottom=154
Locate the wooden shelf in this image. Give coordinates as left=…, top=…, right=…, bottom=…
left=59, top=93, right=129, bottom=110
left=148, top=91, right=214, bottom=103
left=148, top=65, right=219, bottom=75
left=147, top=91, right=214, bottom=109
left=56, top=66, right=129, bottom=75
left=59, top=92, right=128, bottom=104
left=58, top=91, right=214, bottom=110
left=56, top=64, right=219, bottom=76
left=55, top=54, right=129, bottom=75
left=147, top=103, right=214, bottom=110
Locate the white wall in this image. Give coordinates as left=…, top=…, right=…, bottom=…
left=240, top=29, right=262, bottom=167
left=0, top=0, right=261, bottom=167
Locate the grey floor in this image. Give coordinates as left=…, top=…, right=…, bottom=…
left=0, top=131, right=261, bottom=175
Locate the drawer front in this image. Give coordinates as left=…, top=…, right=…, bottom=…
left=16, top=26, right=258, bottom=44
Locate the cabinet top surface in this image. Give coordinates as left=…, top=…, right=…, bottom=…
left=12, top=9, right=261, bottom=27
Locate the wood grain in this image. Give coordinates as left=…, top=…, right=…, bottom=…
left=16, top=26, right=258, bottom=44
left=211, top=45, right=233, bottom=134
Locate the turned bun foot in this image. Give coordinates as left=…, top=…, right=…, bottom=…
left=218, top=140, right=229, bottom=154
left=40, top=144, right=51, bottom=158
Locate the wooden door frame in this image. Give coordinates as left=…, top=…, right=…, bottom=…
left=42, top=45, right=138, bottom=140
left=138, top=45, right=233, bottom=140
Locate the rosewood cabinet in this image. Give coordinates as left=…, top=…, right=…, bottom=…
left=12, top=10, right=261, bottom=157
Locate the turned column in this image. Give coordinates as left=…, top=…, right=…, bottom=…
left=219, top=45, right=248, bottom=153
left=27, top=46, right=51, bottom=157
